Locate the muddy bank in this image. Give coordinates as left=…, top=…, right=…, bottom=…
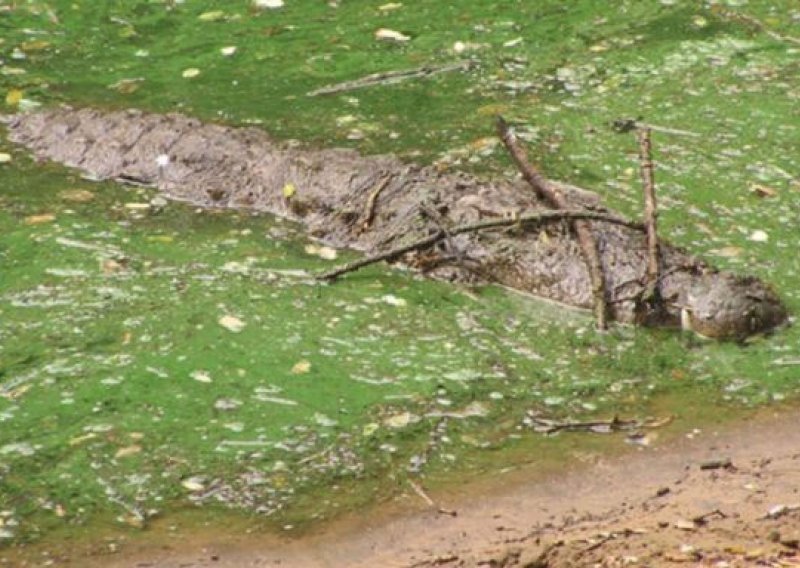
left=26, top=406, right=800, bottom=568
left=4, top=107, right=787, bottom=338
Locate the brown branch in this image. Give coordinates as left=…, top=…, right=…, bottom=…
left=637, top=127, right=660, bottom=300
left=318, top=209, right=644, bottom=281
left=496, top=116, right=609, bottom=329
left=360, top=173, right=392, bottom=232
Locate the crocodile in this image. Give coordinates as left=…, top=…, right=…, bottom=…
left=3, top=106, right=788, bottom=340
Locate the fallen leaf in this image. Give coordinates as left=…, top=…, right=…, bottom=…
left=181, top=477, right=205, bottom=491
left=291, top=360, right=311, bottom=374
left=5, top=88, right=22, bottom=107
left=24, top=213, right=56, bottom=225
left=114, top=445, right=142, bottom=459
left=382, top=294, right=407, bottom=307
left=253, top=0, right=284, bottom=8
left=383, top=411, right=417, bottom=429
left=709, top=246, right=742, bottom=258
left=0, top=153, right=12, bottom=164
left=108, top=77, right=144, bottom=94
left=220, top=46, right=237, bottom=56
left=375, top=28, right=411, bottom=42
left=750, top=183, right=778, bottom=198
left=214, top=398, right=242, bottom=411
left=218, top=314, right=246, bottom=333
left=190, top=370, right=212, bottom=383
left=198, top=10, right=226, bottom=21
left=749, top=229, right=768, bottom=242
left=282, top=182, right=296, bottom=199
left=69, top=433, right=98, bottom=446
left=182, top=68, right=201, bottom=79
left=59, top=189, right=95, bottom=202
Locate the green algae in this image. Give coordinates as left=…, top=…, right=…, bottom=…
left=0, top=0, right=799, bottom=555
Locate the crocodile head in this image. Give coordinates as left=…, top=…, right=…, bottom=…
left=680, top=272, right=788, bottom=341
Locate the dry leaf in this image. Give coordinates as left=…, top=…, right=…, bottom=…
left=114, top=445, right=142, bottom=459
left=24, top=213, right=56, bottom=225
left=750, top=183, right=778, bottom=198
left=198, top=10, right=225, bottom=21
left=375, top=28, right=411, bottom=42
left=0, top=153, right=12, bottom=164
left=59, top=189, right=95, bottom=202
left=5, top=88, right=22, bottom=107
left=291, top=360, right=311, bottom=374
left=282, top=182, right=296, bottom=199
left=182, top=68, right=201, bottom=79
left=218, top=315, right=246, bottom=333
left=190, top=370, right=212, bottom=383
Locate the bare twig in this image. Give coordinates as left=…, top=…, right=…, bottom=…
left=612, top=118, right=700, bottom=138
left=496, top=116, right=609, bottom=330
left=360, top=173, right=393, bottom=232
left=529, top=415, right=640, bottom=435
left=408, top=479, right=457, bottom=517
left=692, top=509, right=727, bottom=525
left=637, top=127, right=660, bottom=301
left=318, top=209, right=644, bottom=281
left=307, top=61, right=473, bottom=97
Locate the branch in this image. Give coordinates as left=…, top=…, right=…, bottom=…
left=307, top=61, right=473, bottom=97
left=318, top=209, right=643, bottom=281
left=637, top=127, right=660, bottom=300
left=496, top=116, right=609, bottom=330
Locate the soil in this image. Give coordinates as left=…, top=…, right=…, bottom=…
left=3, top=107, right=787, bottom=339
left=49, top=405, right=799, bottom=568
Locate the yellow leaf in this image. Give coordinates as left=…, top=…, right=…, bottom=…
left=5, top=88, right=22, bottom=107
left=59, top=189, right=95, bottom=202
left=114, top=445, right=142, bottom=459
left=198, top=10, right=226, bottom=21
left=20, top=40, right=51, bottom=52
left=291, top=360, right=311, bottom=374
left=282, top=182, right=296, bottom=199
left=24, top=213, right=56, bottom=225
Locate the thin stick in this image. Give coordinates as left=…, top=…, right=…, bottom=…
left=360, top=173, right=392, bottom=232
left=318, top=209, right=643, bottom=281
left=307, top=61, right=473, bottom=97
left=612, top=118, right=700, bottom=138
left=637, top=127, right=660, bottom=299
left=496, top=116, right=609, bottom=330
left=529, top=415, right=639, bottom=435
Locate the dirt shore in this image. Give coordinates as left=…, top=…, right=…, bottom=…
left=54, top=405, right=799, bottom=568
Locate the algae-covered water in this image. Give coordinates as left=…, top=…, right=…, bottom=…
left=1, top=0, right=799, bottom=553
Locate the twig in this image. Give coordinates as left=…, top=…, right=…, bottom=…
left=529, top=415, right=640, bottom=435
left=612, top=118, right=700, bottom=138
left=307, top=61, right=473, bottom=96
left=408, top=479, right=457, bottom=517
left=360, top=173, right=393, bottom=232
left=692, top=509, right=727, bottom=525
left=318, top=209, right=644, bottom=281
left=716, top=7, right=800, bottom=46
left=496, top=116, right=609, bottom=330
left=637, top=127, right=660, bottom=302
